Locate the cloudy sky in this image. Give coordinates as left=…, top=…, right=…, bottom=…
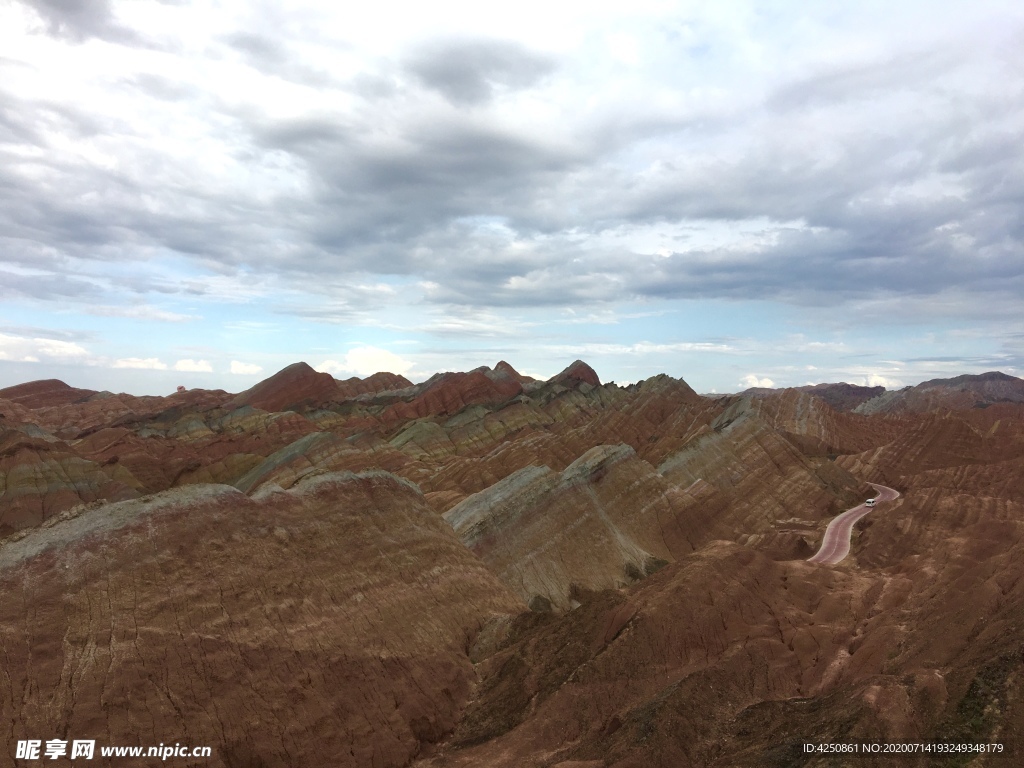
left=1, top=0, right=1022, bottom=395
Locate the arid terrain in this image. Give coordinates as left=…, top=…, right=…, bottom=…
left=3, top=363, right=1024, bottom=767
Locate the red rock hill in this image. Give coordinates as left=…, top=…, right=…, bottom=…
left=551, top=359, right=601, bottom=388
left=232, top=362, right=411, bottom=412
left=0, top=378, right=97, bottom=409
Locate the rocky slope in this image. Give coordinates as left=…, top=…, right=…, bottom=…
left=231, top=361, right=412, bottom=412
left=856, top=371, right=1024, bottom=414
left=0, top=471, right=521, bottom=768
left=446, top=445, right=692, bottom=609
left=0, top=378, right=97, bottom=408
left=744, top=381, right=887, bottom=412
left=2, top=363, right=1023, bottom=766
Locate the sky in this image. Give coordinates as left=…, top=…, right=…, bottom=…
left=1, top=0, right=1022, bottom=395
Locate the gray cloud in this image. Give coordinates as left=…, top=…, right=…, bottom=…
left=223, top=31, right=284, bottom=64
left=404, top=39, right=557, bottom=105
left=903, top=355, right=1016, bottom=365
left=767, top=49, right=956, bottom=112
left=19, top=0, right=143, bottom=45
left=248, top=111, right=584, bottom=277
left=220, top=31, right=336, bottom=86
left=0, top=325, right=96, bottom=342
left=120, top=73, right=197, bottom=102
left=0, top=103, right=41, bottom=146
left=2, top=5, right=1022, bottom=332
left=0, top=269, right=100, bottom=300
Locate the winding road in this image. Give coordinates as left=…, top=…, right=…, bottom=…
left=808, top=483, right=900, bottom=565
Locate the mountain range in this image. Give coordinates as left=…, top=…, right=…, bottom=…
left=2, top=363, right=1024, bottom=766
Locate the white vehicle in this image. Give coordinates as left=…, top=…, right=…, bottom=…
left=865, top=498, right=877, bottom=507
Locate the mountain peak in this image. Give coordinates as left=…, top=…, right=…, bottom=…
left=231, top=362, right=338, bottom=412
left=551, top=360, right=601, bottom=387
left=0, top=378, right=97, bottom=408
left=921, top=371, right=1022, bottom=387
left=493, top=360, right=536, bottom=383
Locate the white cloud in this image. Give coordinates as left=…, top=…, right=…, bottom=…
left=545, top=341, right=735, bottom=356
left=88, top=306, right=198, bottom=322
left=0, top=333, right=91, bottom=362
left=174, top=359, right=213, bottom=372
left=113, top=357, right=168, bottom=370
left=866, top=373, right=900, bottom=387
left=0, top=351, right=31, bottom=363
left=33, top=338, right=92, bottom=359
left=230, top=361, right=263, bottom=375
left=741, top=374, right=774, bottom=388
left=520, top=370, right=551, bottom=381
left=316, top=346, right=415, bottom=377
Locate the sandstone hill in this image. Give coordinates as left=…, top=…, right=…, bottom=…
left=744, top=381, right=886, bottom=412
left=0, top=378, right=97, bottom=408
left=856, top=370, right=1024, bottom=414
left=231, top=361, right=413, bottom=412
left=2, top=363, right=1024, bottom=766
